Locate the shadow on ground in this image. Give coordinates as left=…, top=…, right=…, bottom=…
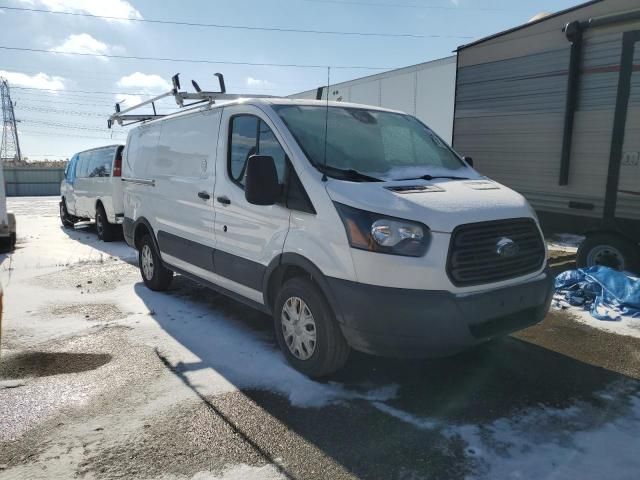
left=131, top=271, right=640, bottom=479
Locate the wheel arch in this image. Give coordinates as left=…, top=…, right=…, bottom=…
left=132, top=217, right=160, bottom=253
left=263, top=253, right=343, bottom=322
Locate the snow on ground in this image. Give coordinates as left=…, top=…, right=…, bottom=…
left=1, top=197, right=398, bottom=409
left=547, top=233, right=584, bottom=253
left=3, top=197, right=640, bottom=479
left=377, top=381, right=640, bottom=480
left=554, top=303, right=640, bottom=339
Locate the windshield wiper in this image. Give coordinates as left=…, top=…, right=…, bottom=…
left=318, top=165, right=383, bottom=182
left=395, top=174, right=470, bottom=182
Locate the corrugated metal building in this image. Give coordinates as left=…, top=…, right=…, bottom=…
left=453, top=0, right=640, bottom=243
left=4, top=168, right=64, bottom=196
left=290, top=56, right=456, bottom=143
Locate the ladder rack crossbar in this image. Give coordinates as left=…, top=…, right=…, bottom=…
left=107, top=73, right=279, bottom=128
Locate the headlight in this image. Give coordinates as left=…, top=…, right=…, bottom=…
left=334, top=202, right=429, bottom=257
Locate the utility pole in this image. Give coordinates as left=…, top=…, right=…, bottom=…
left=1, top=78, right=22, bottom=163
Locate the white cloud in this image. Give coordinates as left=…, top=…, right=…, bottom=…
left=246, top=77, right=275, bottom=89
left=18, top=0, right=142, bottom=20
left=117, top=73, right=170, bottom=92
left=450, top=0, right=459, bottom=5
left=51, top=33, right=110, bottom=57
left=0, top=70, right=65, bottom=90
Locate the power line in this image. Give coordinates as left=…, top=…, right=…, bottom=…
left=0, top=4, right=472, bottom=39
left=20, top=130, right=126, bottom=141
left=12, top=85, right=166, bottom=97
left=1, top=67, right=283, bottom=91
left=301, top=0, right=525, bottom=11
left=0, top=45, right=394, bottom=70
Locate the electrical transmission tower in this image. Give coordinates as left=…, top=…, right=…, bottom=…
left=1, top=78, right=22, bottom=163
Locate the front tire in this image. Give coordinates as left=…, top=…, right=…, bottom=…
left=96, top=205, right=118, bottom=242
left=274, top=277, right=350, bottom=377
left=139, top=234, right=173, bottom=291
left=577, top=232, right=639, bottom=273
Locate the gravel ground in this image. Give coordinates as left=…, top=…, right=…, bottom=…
left=1, top=197, right=639, bottom=480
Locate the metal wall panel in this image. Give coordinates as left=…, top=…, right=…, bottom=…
left=454, top=24, right=640, bottom=223
left=4, top=168, right=65, bottom=196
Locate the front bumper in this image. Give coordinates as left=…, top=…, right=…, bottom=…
left=327, top=267, right=553, bottom=357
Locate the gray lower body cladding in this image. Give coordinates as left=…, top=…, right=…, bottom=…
left=327, top=267, right=553, bottom=358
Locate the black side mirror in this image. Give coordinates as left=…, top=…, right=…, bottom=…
left=463, top=156, right=474, bottom=167
left=245, top=155, right=280, bottom=206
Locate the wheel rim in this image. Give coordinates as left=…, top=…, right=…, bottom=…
left=586, top=244, right=625, bottom=271
left=141, top=244, right=154, bottom=280
left=281, top=296, right=317, bottom=360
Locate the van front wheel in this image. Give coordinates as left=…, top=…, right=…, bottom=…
left=274, top=277, right=349, bottom=377
left=139, top=235, right=173, bottom=291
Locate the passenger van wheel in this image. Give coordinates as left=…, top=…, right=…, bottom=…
left=139, top=234, right=173, bottom=291
left=274, top=277, right=350, bottom=377
left=577, top=233, right=639, bottom=273
left=96, top=205, right=118, bottom=242
left=60, top=201, right=74, bottom=228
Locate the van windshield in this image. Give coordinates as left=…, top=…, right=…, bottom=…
left=274, top=105, right=469, bottom=181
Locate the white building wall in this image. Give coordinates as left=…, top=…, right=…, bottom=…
left=289, top=56, right=457, bottom=144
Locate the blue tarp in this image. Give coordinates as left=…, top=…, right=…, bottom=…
left=555, top=266, right=640, bottom=321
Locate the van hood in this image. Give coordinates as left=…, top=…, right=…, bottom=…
left=325, top=178, right=534, bottom=233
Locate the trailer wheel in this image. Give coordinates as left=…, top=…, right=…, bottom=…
left=577, top=233, right=639, bottom=273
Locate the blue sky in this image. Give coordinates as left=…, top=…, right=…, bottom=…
left=0, top=0, right=584, bottom=160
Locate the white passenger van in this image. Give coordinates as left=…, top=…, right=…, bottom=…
left=116, top=86, right=553, bottom=377
left=60, top=145, right=125, bottom=241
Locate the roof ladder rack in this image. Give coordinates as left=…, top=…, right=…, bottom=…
left=108, top=72, right=276, bottom=128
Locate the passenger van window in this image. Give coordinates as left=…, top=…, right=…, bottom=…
left=76, top=153, right=89, bottom=178
left=89, top=148, right=113, bottom=177
left=229, top=115, right=286, bottom=187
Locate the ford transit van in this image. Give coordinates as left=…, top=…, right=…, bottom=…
left=60, top=145, right=125, bottom=241
left=120, top=99, right=553, bottom=377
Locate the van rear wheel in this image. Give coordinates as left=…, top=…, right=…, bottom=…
left=96, top=205, right=118, bottom=242
left=139, top=234, right=173, bottom=291
left=60, top=201, right=74, bottom=228
left=274, top=277, right=350, bottom=377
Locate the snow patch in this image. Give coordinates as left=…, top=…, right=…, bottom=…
left=547, top=233, right=584, bottom=252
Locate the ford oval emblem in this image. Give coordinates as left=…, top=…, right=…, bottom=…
left=496, top=237, right=519, bottom=258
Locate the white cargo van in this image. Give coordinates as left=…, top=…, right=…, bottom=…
left=60, top=145, right=125, bottom=241
left=113, top=83, right=552, bottom=377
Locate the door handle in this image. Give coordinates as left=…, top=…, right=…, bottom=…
left=216, top=196, right=231, bottom=205
left=197, top=191, right=211, bottom=200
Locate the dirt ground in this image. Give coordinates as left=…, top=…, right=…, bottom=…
left=1, top=197, right=639, bottom=480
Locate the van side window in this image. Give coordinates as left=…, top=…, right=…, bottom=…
left=228, top=115, right=286, bottom=187
left=88, top=149, right=113, bottom=177
left=76, top=153, right=89, bottom=178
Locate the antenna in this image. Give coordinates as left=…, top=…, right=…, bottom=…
left=321, top=66, right=330, bottom=182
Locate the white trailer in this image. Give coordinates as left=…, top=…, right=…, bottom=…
left=290, top=56, right=457, bottom=144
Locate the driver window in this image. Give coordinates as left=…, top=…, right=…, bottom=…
left=228, top=115, right=286, bottom=187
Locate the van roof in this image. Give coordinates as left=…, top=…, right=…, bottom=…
left=134, top=97, right=408, bottom=128
left=75, top=144, right=123, bottom=154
